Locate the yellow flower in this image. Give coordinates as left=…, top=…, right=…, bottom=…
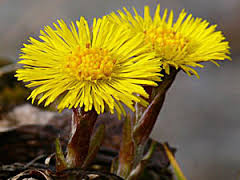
left=16, top=16, right=162, bottom=117
left=109, top=5, right=231, bottom=78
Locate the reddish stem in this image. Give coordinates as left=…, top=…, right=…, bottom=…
left=66, top=108, right=98, bottom=168
left=133, top=68, right=178, bottom=146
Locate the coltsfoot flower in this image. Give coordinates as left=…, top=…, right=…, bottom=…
left=16, top=16, right=162, bottom=117
left=109, top=4, right=231, bottom=77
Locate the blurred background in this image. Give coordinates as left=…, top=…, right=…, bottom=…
left=0, top=0, right=239, bottom=179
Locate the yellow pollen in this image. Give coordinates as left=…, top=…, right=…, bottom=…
left=65, top=46, right=116, bottom=81
left=144, top=27, right=190, bottom=59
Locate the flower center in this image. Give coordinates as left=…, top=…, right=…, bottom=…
left=65, top=46, right=117, bottom=81
left=144, top=27, right=190, bottom=60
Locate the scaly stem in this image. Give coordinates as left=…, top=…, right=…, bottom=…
left=129, top=68, right=179, bottom=178
left=66, top=108, right=98, bottom=168
left=115, top=68, right=179, bottom=179
left=135, top=86, right=153, bottom=122
left=133, top=68, right=179, bottom=146
left=117, top=115, right=135, bottom=179
left=128, top=140, right=157, bottom=180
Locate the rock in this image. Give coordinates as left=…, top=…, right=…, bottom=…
left=0, top=104, right=57, bottom=132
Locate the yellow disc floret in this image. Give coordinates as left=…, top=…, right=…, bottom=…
left=109, top=5, right=231, bottom=77
left=145, top=27, right=190, bottom=60
left=15, top=16, right=162, bottom=117
left=65, top=45, right=117, bottom=81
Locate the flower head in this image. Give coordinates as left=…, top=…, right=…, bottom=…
left=16, top=16, right=162, bottom=117
left=109, top=5, right=231, bottom=77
